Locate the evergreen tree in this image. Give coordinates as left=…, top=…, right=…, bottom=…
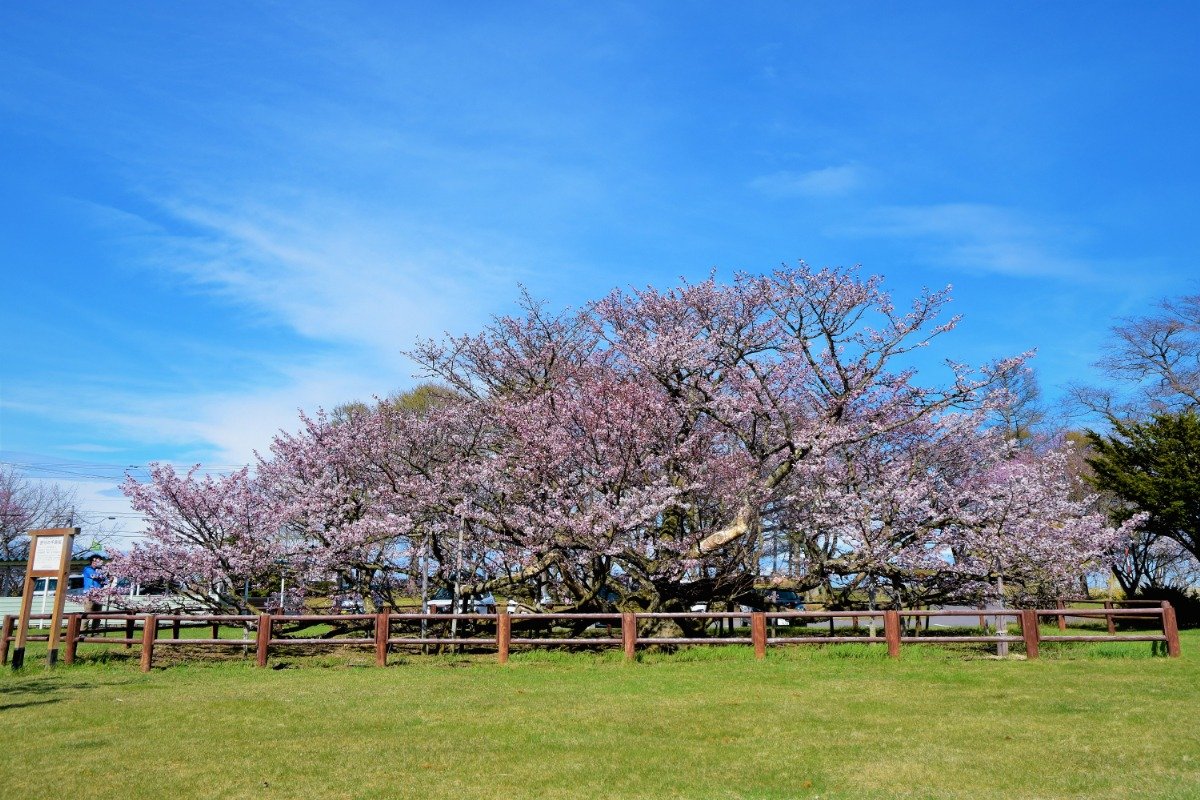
left=1086, top=411, right=1200, bottom=563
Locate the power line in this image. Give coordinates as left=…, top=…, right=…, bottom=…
left=4, top=460, right=251, bottom=468
left=1, top=460, right=253, bottom=482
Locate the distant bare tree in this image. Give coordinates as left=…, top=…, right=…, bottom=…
left=0, top=467, right=79, bottom=594
left=1072, top=294, right=1200, bottom=421
left=1112, top=533, right=1200, bottom=595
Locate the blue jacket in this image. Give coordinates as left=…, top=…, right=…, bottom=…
left=82, top=565, right=106, bottom=590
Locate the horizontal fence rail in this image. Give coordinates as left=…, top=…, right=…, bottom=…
left=1, top=602, right=1182, bottom=672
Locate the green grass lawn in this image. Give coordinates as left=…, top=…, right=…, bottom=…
left=2, top=628, right=1197, bottom=800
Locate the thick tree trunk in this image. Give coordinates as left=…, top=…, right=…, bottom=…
left=689, top=506, right=753, bottom=558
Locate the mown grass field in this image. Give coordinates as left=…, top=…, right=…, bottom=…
left=2, top=627, right=1197, bottom=800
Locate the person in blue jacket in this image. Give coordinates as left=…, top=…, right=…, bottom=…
left=82, top=555, right=107, bottom=590
left=81, top=554, right=107, bottom=631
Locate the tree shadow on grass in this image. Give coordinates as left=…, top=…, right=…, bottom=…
left=0, top=697, right=61, bottom=712
left=0, top=677, right=137, bottom=701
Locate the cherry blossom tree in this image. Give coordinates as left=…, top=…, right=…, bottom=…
left=109, top=465, right=281, bottom=613
left=405, top=264, right=1027, bottom=612
left=780, top=410, right=993, bottom=609
left=782, top=422, right=1135, bottom=616
left=944, top=445, right=1140, bottom=605
left=257, top=402, right=481, bottom=609
left=115, top=263, right=1136, bottom=619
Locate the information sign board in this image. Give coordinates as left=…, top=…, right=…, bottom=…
left=12, top=528, right=77, bottom=669
left=31, top=535, right=65, bottom=572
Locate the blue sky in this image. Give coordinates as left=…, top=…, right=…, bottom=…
left=2, top=2, right=1198, bottom=535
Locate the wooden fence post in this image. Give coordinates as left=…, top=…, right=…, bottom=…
left=256, top=614, right=271, bottom=667
left=497, top=612, right=511, bottom=664
left=140, top=615, right=157, bottom=673
left=884, top=610, right=901, bottom=658
left=1162, top=602, right=1181, bottom=658
left=751, top=612, right=767, bottom=660
left=374, top=612, right=389, bottom=667
left=1021, top=609, right=1040, bottom=660
left=622, top=612, right=637, bottom=660
left=1056, top=599, right=1067, bottom=631
left=211, top=621, right=220, bottom=640
left=65, top=614, right=81, bottom=665
left=125, top=617, right=135, bottom=649
left=1104, top=600, right=1116, bottom=635
left=172, top=618, right=181, bottom=639
left=1, top=615, right=12, bottom=666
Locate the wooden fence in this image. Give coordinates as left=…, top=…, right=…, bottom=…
left=3, top=602, right=1181, bottom=672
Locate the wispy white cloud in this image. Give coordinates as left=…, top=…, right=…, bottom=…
left=4, top=356, right=396, bottom=465
left=837, top=203, right=1094, bottom=279
left=749, top=164, right=864, bottom=198
left=50, top=190, right=541, bottom=465
left=129, top=196, right=529, bottom=362
left=187, top=363, right=396, bottom=463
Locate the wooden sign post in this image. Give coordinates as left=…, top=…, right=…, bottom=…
left=12, top=528, right=77, bottom=669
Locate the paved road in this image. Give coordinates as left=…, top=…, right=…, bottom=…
left=760, top=605, right=1116, bottom=630
left=750, top=605, right=1031, bottom=630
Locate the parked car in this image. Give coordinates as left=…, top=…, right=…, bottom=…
left=503, top=598, right=538, bottom=614
left=330, top=592, right=365, bottom=614
left=32, top=575, right=84, bottom=594
left=425, top=588, right=498, bottom=614
left=757, top=588, right=805, bottom=611
left=256, top=591, right=306, bottom=615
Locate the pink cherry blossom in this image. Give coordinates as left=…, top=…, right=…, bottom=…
left=115, top=265, right=1136, bottom=614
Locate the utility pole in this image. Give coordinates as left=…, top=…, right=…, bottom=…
left=449, top=513, right=465, bottom=650
left=419, top=538, right=430, bottom=646
left=993, top=570, right=1008, bottom=657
